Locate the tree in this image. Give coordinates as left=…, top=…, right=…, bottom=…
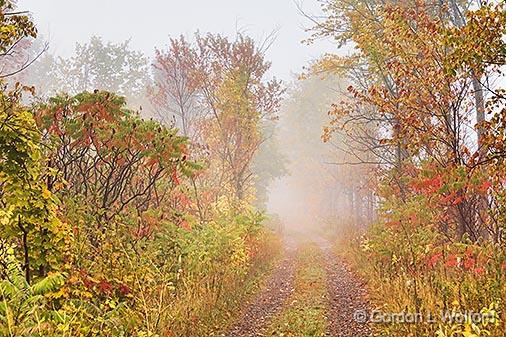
left=309, top=0, right=506, bottom=240
left=26, top=36, right=150, bottom=109
left=150, top=33, right=284, bottom=208
left=0, top=0, right=37, bottom=80
left=251, top=120, right=287, bottom=210
left=0, top=85, right=71, bottom=283
left=150, top=36, right=203, bottom=138
left=1, top=2, right=70, bottom=283
left=35, top=91, right=194, bottom=223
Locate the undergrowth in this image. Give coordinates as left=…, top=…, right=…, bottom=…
left=334, top=225, right=505, bottom=337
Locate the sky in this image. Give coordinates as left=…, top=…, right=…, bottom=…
left=18, top=0, right=336, bottom=81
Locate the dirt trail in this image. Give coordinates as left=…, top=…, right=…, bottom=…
left=322, top=246, right=372, bottom=336
left=310, top=236, right=372, bottom=337
left=226, top=235, right=371, bottom=337
left=226, top=243, right=297, bottom=337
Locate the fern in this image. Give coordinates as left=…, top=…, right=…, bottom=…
left=0, top=248, right=67, bottom=336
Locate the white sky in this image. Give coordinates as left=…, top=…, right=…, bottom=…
left=18, top=0, right=336, bottom=80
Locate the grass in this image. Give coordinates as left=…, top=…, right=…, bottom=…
left=267, top=243, right=327, bottom=337
left=332, top=227, right=506, bottom=337
left=167, top=231, right=283, bottom=337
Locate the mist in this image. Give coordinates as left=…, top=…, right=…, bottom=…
left=2, top=1, right=504, bottom=336
left=267, top=76, right=346, bottom=233
left=18, top=0, right=336, bottom=81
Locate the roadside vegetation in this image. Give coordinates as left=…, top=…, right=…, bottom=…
left=2, top=0, right=506, bottom=336
left=308, top=1, right=506, bottom=336
left=0, top=1, right=283, bottom=336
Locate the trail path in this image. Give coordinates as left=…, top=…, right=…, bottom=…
left=317, top=238, right=372, bottom=337
left=226, top=235, right=372, bottom=337
left=226, top=242, right=297, bottom=337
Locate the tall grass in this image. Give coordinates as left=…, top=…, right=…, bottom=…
left=335, top=224, right=505, bottom=337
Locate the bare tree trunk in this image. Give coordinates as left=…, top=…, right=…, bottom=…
left=447, top=0, right=486, bottom=155
left=367, top=190, right=374, bottom=226
left=348, top=189, right=355, bottom=226
left=354, top=190, right=363, bottom=228
left=471, top=72, right=486, bottom=157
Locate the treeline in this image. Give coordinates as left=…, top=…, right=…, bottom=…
left=0, top=1, right=282, bottom=336
left=309, top=0, right=506, bottom=335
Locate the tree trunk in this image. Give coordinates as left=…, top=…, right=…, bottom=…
left=471, top=73, right=486, bottom=157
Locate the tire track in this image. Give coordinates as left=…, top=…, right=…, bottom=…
left=322, top=244, right=372, bottom=337
left=226, top=245, right=297, bottom=337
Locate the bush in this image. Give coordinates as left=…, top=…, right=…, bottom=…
left=340, top=222, right=505, bottom=336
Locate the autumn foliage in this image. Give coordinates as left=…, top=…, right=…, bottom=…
left=311, top=0, right=506, bottom=335
left=150, top=33, right=283, bottom=216
left=1, top=0, right=506, bottom=336
left=0, top=2, right=282, bottom=336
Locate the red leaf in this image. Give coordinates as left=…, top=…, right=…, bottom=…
left=477, top=180, right=492, bottom=193
left=445, top=254, right=458, bottom=268
left=171, top=169, right=181, bottom=185
left=428, top=252, right=443, bottom=268
left=463, top=257, right=475, bottom=270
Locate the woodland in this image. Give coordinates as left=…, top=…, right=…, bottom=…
left=0, top=0, right=505, bottom=336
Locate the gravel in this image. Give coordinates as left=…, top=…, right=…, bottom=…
left=323, top=248, right=372, bottom=337
left=226, top=236, right=372, bottom=337
left=226, top=246, right=297, bottom=337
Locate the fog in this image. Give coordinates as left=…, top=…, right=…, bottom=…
left=18, top=0, right=335, bottom=81
left=267, top=76, right=349, bottom=233
left=14, top=0, right=365, bottom=235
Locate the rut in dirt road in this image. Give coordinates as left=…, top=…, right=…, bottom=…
left=323, top=247, right=372, bottom=337
left=227, top=237, right=371, bottom=337
left=226, top=248, right=297, bottom=337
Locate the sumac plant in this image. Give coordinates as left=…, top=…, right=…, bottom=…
left=35, top=91, right=198, bottom=223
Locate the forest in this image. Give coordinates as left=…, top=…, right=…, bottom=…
left=0, top=0, right=505, bottom=336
